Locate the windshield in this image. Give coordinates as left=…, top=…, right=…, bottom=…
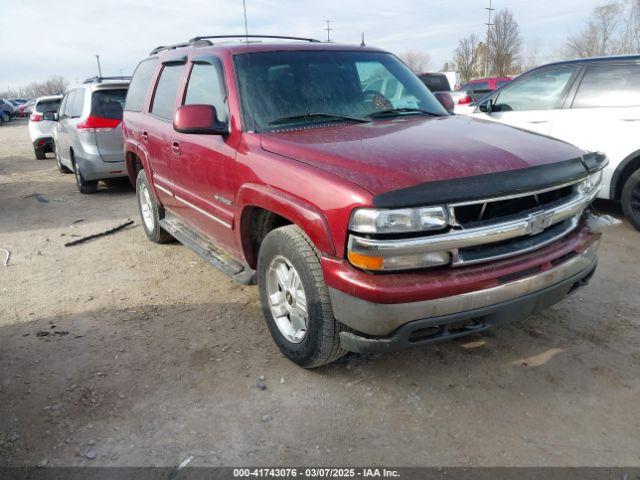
left=234, top=50, right=447, bottom=131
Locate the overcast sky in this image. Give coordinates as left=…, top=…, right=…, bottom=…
left=0, top=0, right=605, bottom=91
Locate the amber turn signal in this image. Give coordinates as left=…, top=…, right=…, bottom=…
left=347, top=250, right=384, bottom=271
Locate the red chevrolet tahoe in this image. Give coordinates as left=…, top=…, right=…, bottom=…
left=123, top=35, right=606, bottom=367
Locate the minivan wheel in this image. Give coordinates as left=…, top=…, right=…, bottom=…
left=72, top=158, right=98, bottom=194
left=34, top=146, right=46, bottom=160
left=257, top=225, right=347, bottom=368
left=135, top=169, right=173, bottom=243
left=621, top=169, right=640, bottom=231
left=55, top=147, right=71, bottom=173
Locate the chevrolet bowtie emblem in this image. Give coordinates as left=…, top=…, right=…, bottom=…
left=526, top=211, right=553, bottom=236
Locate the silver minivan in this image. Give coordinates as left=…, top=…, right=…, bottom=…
left=55, top=77, right=130, bottom=193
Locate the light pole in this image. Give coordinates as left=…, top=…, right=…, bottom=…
left=484, top=0, right=495, bottom=77
left=324, top=19, right=333, bottom=42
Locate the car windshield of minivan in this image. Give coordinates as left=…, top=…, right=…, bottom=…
left=234, top=50, right=447, bottom=131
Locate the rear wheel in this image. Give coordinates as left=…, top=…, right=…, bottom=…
left=621, top=169, right=640, bottom=231
left=72, top=157, right=98, bottom=194
left=34, top=146, right=46, bottom=160
left=257, top=225, right=347, bottom=368
left=136, top=169, right=173, bottom=243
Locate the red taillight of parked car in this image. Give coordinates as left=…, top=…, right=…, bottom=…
left=30, top=113, right=42, bottom=122
left=458, top=95, right=472, bottom=105
left=76, top=116, right=121, bottom=131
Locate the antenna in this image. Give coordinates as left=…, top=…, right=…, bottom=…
left=242, top=0, right=249, bottom=43
left=484, top=0, right=495, bottom=77
left=324, top=19, right=333, bottom=42
left=360, top=32, right=365, bottom=47
left=95, top=54, right=103, bottom=77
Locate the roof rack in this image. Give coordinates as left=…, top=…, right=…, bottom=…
left=189, top=34, right=321, bottom=43
left=149, top=34, right=321, bottom=56
left=83, top=75, right=132, bottom=84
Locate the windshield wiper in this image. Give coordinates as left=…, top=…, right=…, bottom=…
left=269, top=112, right=370, bottom=126
left=368, top=108, right=446, bottom=118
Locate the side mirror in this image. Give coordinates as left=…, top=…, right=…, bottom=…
left=43, top=111, right=58, bottom=122
left=478, top=98, right=492, bottom=113
left=173, top=104, right=227, bottom=135
left=433, top=91, right=454, bottom=114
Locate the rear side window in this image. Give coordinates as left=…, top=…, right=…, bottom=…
left=92, top=89, right=126, bottom=120
left=184, top=62, right=228, bottom=123
left=125, top=58, right=158, bottom=112
left=150, top=64, right=184, bottom=121
left=64, top=90, right=84, bottom=117
left=37, top=99, right=61, bottom=113
left=573, top=64, right=640, bottom=108
left=420, top=75, right=451, bottom=92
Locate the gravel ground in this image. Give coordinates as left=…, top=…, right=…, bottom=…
left=1, top=118, right=639, bottom=467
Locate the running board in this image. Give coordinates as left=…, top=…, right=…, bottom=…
left=160, top=215, right=256, bottom=285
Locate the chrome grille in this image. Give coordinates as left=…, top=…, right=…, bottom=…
left=348, top=178, right=597, bottom=269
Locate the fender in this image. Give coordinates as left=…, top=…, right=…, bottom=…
left=235, top=183, right=336, bottom=263
left=610, top=148, right=640, bottom=200
left=124, top=140, right=163, bottom=202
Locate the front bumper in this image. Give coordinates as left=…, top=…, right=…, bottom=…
left=331, top=240, right=599, bottom=353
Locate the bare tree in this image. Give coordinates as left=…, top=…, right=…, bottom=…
left=566, top=1, right=626, bottom=57
left=399, top=50, right=431, bottom=73
left=453, top=34, right=480, bottom=83
left=622, top=0, right=640, bottom=53
left=488, top=9, right=522, bottom=76
left=0, top=76, right=69, bottom=99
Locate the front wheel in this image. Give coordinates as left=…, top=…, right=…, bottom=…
left=136, top=169, right=173, bottom=243
left=621, top=169, right=640, bottom=231
left=257, top=225, right=347, bottom=368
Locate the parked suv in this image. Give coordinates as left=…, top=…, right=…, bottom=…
left=469, top=56, right=640, bottom=230
left=28, top=95, right=62, bottom=159
left=123, top=36, right=607, bottom=367
left=54, top=77, right=130, bottom=193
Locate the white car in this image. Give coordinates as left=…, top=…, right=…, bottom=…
left=28, top=95, right=62, bottom=160
left=468, top=56, right=640, bottom=230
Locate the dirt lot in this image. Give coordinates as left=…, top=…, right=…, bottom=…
left=1, top=118, right=639, bottom=468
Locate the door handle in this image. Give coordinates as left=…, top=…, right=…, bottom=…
left=141, top=130, right=149, bottom=142
left=171, top=140, right=181, bottom=157
left=527, top=120, right=549, bottom=124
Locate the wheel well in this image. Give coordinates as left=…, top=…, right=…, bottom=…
left=125, top=151, right=143, bottom=185
left=240, top=207, right=292, bottom=269
left=612, top=153, right=640, bottom=200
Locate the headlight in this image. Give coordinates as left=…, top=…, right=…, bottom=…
left=580, top=170, right=603, bottom=196
left=349, top=206, right=448, bottom=234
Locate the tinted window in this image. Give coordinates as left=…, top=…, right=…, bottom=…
left=150, top=64, right=184, bottom=120
left=125, top=58, right=158, bottom=112
left=37, top=98, right=62, bottom=113
left=419, top=74, right=451, bottom=92
left=493, top=67, right=574, bottom=112
left=573, top=64, right=640, bottom=108
left=184, top=62, right=228, bottom=122
left=91, top=89, right=127, bottom=120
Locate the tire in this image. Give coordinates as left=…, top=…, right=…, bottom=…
left=257, top=225, right=347, bottom=368
left=34, top=146, right=46, bottom=160
left=55, top=147, right=72, bottom=173
left=621, top=168, right=640, bottom=231
left=72, top=157, right=98, bottom=194
left=1, top=113, right=9, bottom=123
left=135, top=169, right=173, bottom=243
